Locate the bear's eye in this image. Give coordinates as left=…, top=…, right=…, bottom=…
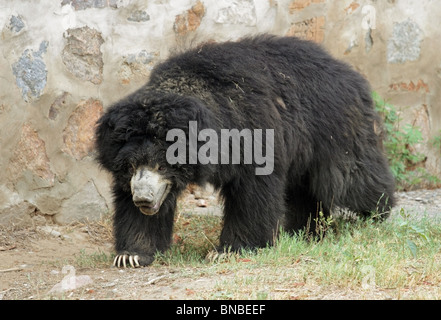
left=158, top=166, right=166, bottom=172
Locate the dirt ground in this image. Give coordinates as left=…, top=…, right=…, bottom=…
left=1, top=188, right=440, bottom=300
left=0, top=188, right=223, bottom=300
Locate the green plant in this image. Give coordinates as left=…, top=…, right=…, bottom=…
left=313, top=206, right=334, bottom=242
left=394, top=208, right=430, bottom=258
left=372, top=92, right=439, bottom=189
left=430, top=130, right=441, bottom=152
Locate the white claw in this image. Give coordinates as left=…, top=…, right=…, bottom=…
left=113, top=254, right=142, bottom=268
left=122, top=254, right=128, bottom=268
left=115, top=255, right=121, bottom=268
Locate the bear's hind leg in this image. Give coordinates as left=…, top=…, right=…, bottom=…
left=284, top=184, right=331, bottom=237
left=343, top=158, right=396, bottom=222
left=350, top=188, right=395, bottom=222
left=219, top=175, right=285, bottom=252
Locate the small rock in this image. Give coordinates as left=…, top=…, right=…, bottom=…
left=39, top=226, right=61, bottom=238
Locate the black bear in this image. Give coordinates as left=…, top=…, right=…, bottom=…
left=95, top=35, right=395, bottom=267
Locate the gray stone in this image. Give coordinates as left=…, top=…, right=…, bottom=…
left=127, top=10, right=150, bottom=22
left=12, top=41, right=48, bottom=102
left=125, top=50, right=155, bottom=65
left=56, top=181, right=108, bottom=224
left=61, top=0, right=118, bottom=10
left=0, top=201, right=39, bottom=227
left=365, top=28, right=373, bottom=53
left=387, top=19, right=422, bottom=64
left=9, top=15, right=25, bottom=33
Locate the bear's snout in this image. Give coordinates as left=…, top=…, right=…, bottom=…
left=130, top=165, right=172, bottom=215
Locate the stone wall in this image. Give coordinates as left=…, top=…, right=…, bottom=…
left=1, top=0, right=440, bottom=225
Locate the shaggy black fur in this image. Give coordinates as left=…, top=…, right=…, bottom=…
left=95, top=35, right=395, bottom=266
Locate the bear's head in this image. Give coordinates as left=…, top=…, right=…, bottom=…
left=95, top=89, right=217, bottom=215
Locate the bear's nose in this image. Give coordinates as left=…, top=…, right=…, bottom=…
left=133, top=192, right=154, bottom=207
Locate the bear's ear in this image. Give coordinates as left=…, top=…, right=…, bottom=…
left=94, top=105, right=127, bottom=172
left=165, top=96, right=217, bottom=133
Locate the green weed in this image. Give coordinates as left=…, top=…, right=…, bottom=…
left=372, top=91, right=440, bottom=189
left=74, top=248, right=113, bottom=268
left=394, top=208, right=430, bottom=258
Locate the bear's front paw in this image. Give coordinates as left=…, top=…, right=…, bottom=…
left=113, top=253, right=154, bottom=268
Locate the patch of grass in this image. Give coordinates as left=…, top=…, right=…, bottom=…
left=155, top=209, right=441, bottom=299
left=74, top=248, right=113, bottom=268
